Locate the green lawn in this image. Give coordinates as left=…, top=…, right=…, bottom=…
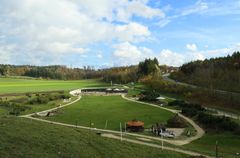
left=183, top=132, right=240, bottom=158
left=0, top=78, right=108, bottom=94
left=0, top=107, right=8, bottom=115
left=0, top=117, right=188, bottom=158
left=47, top=95, right=174, bottom=131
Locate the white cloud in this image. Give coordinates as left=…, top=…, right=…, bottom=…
left=156, top=19, right=171, bottom=28
left=70, top=0, right=165, bottom=22
left=111, top=42, right=240, bottom=67
left=113, top=42, right=154, bottom=65
left=45, top=42, right=87, bottom=54
left=157, top=1, right=240, bottom=28
left=114, top=0, right=165, bottom=22
left=115, top=22, right=150, bottom=42
left=198, top=43, right=240, bottom=58
left=97, top=54, right=103, bottom=59
left=180, top=1, right=208, bottom=16
left=158, top=49, right=186, bottom=67
left=186, top=43, right=198, bottom=51
left=0, top=0, right=161, bottom=65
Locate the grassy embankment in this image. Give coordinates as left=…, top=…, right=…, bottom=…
left=0, top=116, right=188, bottom=158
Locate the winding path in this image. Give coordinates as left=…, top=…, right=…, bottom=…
left=122, top=95, right=205, bottom=145
left=19, top=88, right=209, bottom=157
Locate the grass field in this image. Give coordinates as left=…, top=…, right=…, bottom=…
left=0, top=117, right=188, bottom=158
left=0, top=78, right=108, bottom=94
left=46, top=95, right=174, bottom=131
left=183, top=132, right=240, bottom=158
left=0, top=108, right=7, bottom=115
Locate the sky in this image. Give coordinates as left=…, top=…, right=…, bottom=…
left=0, top=0, right=240, bottom=68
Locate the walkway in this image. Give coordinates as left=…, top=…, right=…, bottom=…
left=19, top=88, right=210, bottom=157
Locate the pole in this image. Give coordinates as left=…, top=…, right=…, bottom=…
left=215, top=140, right=218, bottom=158
left=120, top=122, right=122, bottom=142
left=161, top=129, right=163, bottom=150
left=104, top=120, right=108, bottom=129
left=125, top=122, right=126, bottom=133
left=89, top=120, right=91, bottom=143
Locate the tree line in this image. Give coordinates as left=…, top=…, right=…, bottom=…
left=0, top=58, right=166, bottom=83
left=171, top=52, right=240, bottom=93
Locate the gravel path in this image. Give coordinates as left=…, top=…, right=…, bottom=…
left=101, top=133, right=213, bottom=158
left=18, top=88, right=210, bottom=157
left=122, top=95, right=205, bottom=145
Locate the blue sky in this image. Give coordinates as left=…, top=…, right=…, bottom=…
left=0, top=0, right=240, bottom=68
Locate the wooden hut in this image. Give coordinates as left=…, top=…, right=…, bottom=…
left=126, top=120, right=144, bottom=132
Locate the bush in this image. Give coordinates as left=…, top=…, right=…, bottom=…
left=197, top=112, right=239, bottom=132
left=168, top=100, right=185, bottom=107
left=29, top=96, right=49, bottom=104
left=60, top=93, right=71, bottom=99
left=167, top=114, right=187, bottom=128
left=169, top=100, right=205, bottom=117
left=139, top=90, right=159, bottom=101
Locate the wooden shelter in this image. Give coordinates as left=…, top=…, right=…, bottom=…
left=126, top=120, right=144, bottom=132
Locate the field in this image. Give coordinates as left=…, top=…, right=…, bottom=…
left=46, top=95, right=174, bottom=131
left=1, top=78, right=239, bottom=158
left=0, top=117, right=188, bottom=158
left=183, top=132, right=240, bottom=158
left=0, top=78, right=108, bottom=94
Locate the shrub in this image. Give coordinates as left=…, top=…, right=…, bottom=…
left=197, top=112, right=239, bottom=132
left=166, top=114, right=187, bottom=128
left=139, top=90, right=159, bottom=101
left=168, top=100, right=185, bottom=107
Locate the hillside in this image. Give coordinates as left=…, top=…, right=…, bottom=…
left=171, top=52, right=240, bottom=93
left=0, top=117, right=188, bottom=158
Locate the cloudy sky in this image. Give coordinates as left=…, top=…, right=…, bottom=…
left=0, top=0, right=240, bottom=68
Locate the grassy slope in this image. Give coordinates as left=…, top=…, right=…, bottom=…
left=183, top=132, right=240, bottom=158
left=47, top=95, right=174, bottom=131
left=0, top=78, right=107, bottom=94
left=0, top=116, right=187, bottom=158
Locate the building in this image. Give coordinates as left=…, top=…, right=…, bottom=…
left=126, top=120, right=144, bottom=132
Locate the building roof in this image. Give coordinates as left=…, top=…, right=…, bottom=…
left=127, top=120, right=144, bottom=127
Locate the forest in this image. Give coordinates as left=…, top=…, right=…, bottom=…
left=170, top=52, right=240, bottom=93
left=0, top=58, right=166, bottom=84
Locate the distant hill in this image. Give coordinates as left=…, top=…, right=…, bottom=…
left=171, top=52, right=240, bottom=93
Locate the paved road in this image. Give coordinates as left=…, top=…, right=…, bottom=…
left=205, top=107, right=240, bottom=120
